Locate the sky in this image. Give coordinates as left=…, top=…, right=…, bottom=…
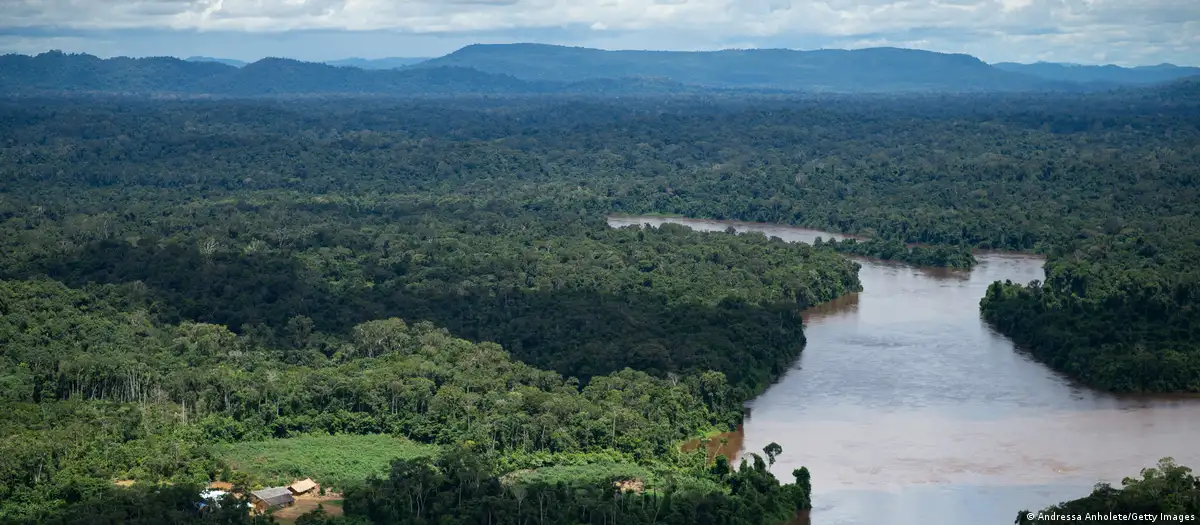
left=0, top=0, right=1197, bottom=66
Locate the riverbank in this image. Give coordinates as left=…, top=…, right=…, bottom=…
left=609, top=215, right=978, bottom=268
left=611, top=215, right=1200, bottom=525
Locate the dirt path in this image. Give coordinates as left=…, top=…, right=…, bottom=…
left=271, top=494, right=344, bottom=524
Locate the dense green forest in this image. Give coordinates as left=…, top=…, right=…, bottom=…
left=0, top=96, right=860, bottom=523
left=330, top=446, right=812, bottom=525
left=1, top=81, right=1198, bottom=522
left=981, top=228, right=1200, bottom=392
left=4, top=90, right=1198, bottom=393
left=0, top=199, right=860, bottom=393
left=0, top=277, right=816, bottom=522
left=818, top=237, right=977, bottom=269
left=1016, top=458, right=1199, bottom=524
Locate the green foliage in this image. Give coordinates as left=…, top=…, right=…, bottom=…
left=0, top=90, right=1179, bottom=395
left=503, top=462, right=656, bottom=488
left=217, top=434, right=438, bottom=490
left=981, top=225, right=1200, bottom=392
left=2, top=202, right=860, bottom=394
left=333, top=445, right=811, bottom=525
left=762, top=443, right=782, bottom=471
left=0, top=277, right=749, bottom=451
left=0, top=276, right=775, bottom=520
left=819, top=237, right=977, bottom=269
left=38, top=483, right=275, bottom=525
left=3, top=87, right=1198, bottom=522
left=0, top=401, right=218, bottom=522
left=1017, top=458, right=1200, bottom=524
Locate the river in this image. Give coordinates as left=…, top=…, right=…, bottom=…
left=608, top=216, right=1200, bottom=525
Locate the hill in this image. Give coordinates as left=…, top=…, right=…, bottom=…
left=187, top=56, right=431, bottom=70
left=0, top=51, right=234, bottom=93
left=0, top=52, right=546, bottom=95
left=414, top=43, right=1073, bottom=92
left=0, top=51, right=724, bottom=96
left=185, top=56, right=247, bottom=68
left=216, top=57, right=539, bottom=95
left=993, top=61, right=1200, bottom=85
left=14, top=46, right=1192, bottom=95
left=324, top=57, right=431, bottom=69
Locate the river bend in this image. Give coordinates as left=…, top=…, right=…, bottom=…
left=608, top=215, right=1200, bottom=525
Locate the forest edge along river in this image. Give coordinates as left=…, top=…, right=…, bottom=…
left=607, top=215, right=1200, bottom=525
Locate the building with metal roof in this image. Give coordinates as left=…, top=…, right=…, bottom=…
left=250, top=487, right=295, bottom=512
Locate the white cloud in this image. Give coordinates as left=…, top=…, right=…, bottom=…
left=0, top=0, right=1196, bottom=65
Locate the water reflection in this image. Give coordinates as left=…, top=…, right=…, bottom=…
left=915, top=265, right=972, bottom=282
left=802, top=293, right=860, bottom=323
left=608, top=216, right=1200, bottom=525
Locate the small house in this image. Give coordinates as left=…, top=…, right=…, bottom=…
left=288, top=478, right=318, bottom=496
left=250, top=487, right=295, bottom=513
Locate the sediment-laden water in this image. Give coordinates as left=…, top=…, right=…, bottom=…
left=609, top=215, right=1200, bottom=525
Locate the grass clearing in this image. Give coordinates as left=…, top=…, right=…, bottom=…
left=503, top=461, right=656, bottom=488
left=218, top=434, right=438, bottom=490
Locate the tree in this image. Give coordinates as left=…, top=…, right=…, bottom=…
left=763, top=442, right=782, bottom=472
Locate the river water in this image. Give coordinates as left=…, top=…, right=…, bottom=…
left=608, top=216, right=1200, bottom=525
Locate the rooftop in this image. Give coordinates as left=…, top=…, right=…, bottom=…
left=251, top=486, right=295, bottom=506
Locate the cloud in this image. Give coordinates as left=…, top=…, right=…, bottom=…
left=0, top=0, right=1196, bottom=65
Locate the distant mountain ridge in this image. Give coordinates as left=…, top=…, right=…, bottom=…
left=3, top=46, right=1196, bottom=96
left=185, top=56, right=247, bottom=68
left=993, top=61, right=1200, bottom=85
left=324, top=57, right=431, bottom=69
left=412, top=43, right=1072, bottom=92
left=185, top=56, right=431, bottom=70
left=0, top=52, right=545, bottom=96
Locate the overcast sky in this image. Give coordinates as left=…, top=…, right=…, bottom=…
left=0, top=0, right=1196, bottom=66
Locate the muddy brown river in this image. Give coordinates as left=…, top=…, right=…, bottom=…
left=608, top=216, right=1200, bottom=525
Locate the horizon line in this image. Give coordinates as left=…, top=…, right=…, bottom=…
left=6, top=44, right=1196, bottom=69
